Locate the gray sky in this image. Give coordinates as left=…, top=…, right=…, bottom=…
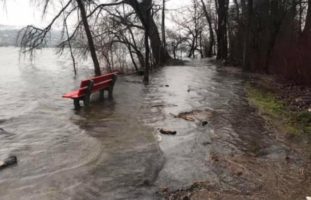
left=0, top=0, right=55, bottom=27
left=0, top=0, right=191, bottom=27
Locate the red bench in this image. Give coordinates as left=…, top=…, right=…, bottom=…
left=63, top=72, right=117, bottom=109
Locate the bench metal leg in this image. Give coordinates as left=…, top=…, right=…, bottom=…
left=73, top=99, right=81, bottom=110
left=99, top=90, right=105, bottom=100
left=83, top=80, right=94, bottom=107
left=83, top=95, right=91, bottom=107
left=108, top=74, right=117, bottom=100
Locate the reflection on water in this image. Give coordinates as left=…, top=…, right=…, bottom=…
left=0, top=48, right=311, bottom=200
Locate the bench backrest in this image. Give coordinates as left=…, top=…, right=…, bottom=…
left=78, top=72, right=117, bottom=96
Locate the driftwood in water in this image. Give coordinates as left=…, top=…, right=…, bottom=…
left=159, top=129, right=177, bottom=135
left=0, top=156, right=17, bottom=170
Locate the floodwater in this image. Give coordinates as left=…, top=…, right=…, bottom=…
left=0, top=48, right=310, bottom=200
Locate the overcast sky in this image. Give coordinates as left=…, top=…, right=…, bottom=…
left=0, top=0, right=191, bottom=27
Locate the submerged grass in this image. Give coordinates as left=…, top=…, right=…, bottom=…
left=245, top=83, right=311, bottom=137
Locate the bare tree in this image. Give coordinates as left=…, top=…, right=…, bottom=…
left=171, top=0, right=206, bottom=58
left=63, top=16, right=77, bottom=75
left=144, top=6, right=151, bottom=84
left=215, top=0, right=229, bottom=60
left=126, top=0, right=171, bottom=65
left=200, top=0, right=215, bottom=57
left=304, top=0, right=311, bottom=34
left=18, top=0, right=170, bottom=77
left=76, top=0, right=101, bottom=75
left=166, top=29, right=188, bottom=59
left=162, top=0, right=167, bottom=52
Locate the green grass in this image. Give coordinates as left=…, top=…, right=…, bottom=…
left=245, top=83, right=311, bottom=136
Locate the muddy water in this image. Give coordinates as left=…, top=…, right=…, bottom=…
left=0, top=48, right=163, bottom=200
left=145, top=61, right=311, bottom=199
left=0, top=48, right=310, bottom=200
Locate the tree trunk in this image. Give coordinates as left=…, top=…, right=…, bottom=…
left=216, top=0, right=229, bottom=60
left=264, top=0, right=283, bottom=73
left=76, top=0, right=101, bottom=76
left=200, top=0, right=215, bottom=57
left=128, top=45, right=139, bottom=72
left=233, top=0, right=240, bottom=20
left=242, top=0, right=252, bottom=71
left=173, top=45, right=177, bottom=59
left=188, top=34, right=196, bottom=58
left=162, top=0, right=166, bottom=52
left=299, top=0, right=303, bottom=33
left=199, top=31, right=204, bottom=58
left=64, top=16, right=77, bottom=75
left=304, top=0, right=311, bottom=34
left=143, top=7, right=150, bottom=84
left=126, top=0, right=171, bottom=66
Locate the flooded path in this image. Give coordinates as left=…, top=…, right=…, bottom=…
left=0, top=48, right=311, bottom=199
left=148, top=61, right=311, bottom=199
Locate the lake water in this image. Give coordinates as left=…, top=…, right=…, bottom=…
left=0, top=47, right=311, bottom=200
left=0, top=48, right=164, bottom=200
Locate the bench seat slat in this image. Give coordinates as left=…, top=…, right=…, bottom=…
left=63, top=90, right=80, bottom=99
left=91, top=79, right=112, bottom=92
left=63, top=79, right=113, bottom=99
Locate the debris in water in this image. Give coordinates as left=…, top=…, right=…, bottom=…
left=159, top=129, right=177, bottom=135
left=201, top=121, right=208, bottom=126
left=236, top=171, right=243, bottom=176
left=141, top=179, right=151, bottom=186
left=202, top=141, right=211, bottom=146
left=0, top=155, right=17, bottom=170
left=151, top=104, right=165, bottom=108
left=183, top=196, right=190, bottom=200
left=211, top=155, right=219, bottom=162
left=175, top=112, right=195, bottom=121
left=184, top=116, right=195, bottom=121
left=175, top=109, right=214, bottom=123
left=160, top=187, right=169, bottom=193
left=285, top=155, right=290, bottom=161
left=165, top=85, right=169, bottom=87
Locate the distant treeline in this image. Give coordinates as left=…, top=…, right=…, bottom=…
left=0, top=28, right=19, bottom=46
left=0, top=25, right=61, bottom=47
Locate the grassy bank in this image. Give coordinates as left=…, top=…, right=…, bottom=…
left=245, top=83, right=311, bottom=138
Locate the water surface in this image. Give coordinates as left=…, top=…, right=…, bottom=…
left=0, top=48, right=311, bottom=200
